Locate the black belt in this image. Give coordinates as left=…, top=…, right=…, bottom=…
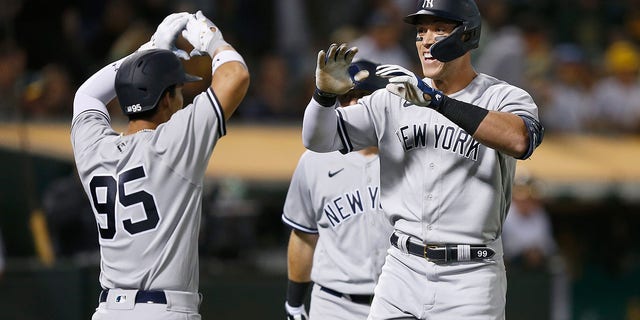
left=390, top=233, right=495, bottom=263
left=99, top=289, right=167, bottom=304
left=320, top=286, right=374, bottom=305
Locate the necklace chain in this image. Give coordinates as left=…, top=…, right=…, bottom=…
left=120, top=128, right=154, bottom=136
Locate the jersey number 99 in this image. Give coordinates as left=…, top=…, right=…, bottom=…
left=89, top=166, right=160, bottom=239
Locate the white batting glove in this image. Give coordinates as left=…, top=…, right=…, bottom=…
left=315, top=43, right=359, bottom=95
left=285, top=302, right=308, bottom=320
left=138, top=12, right=191, bottom=60
left=181, top=10, right=229, bottom=58
left=376, top=64, right=444, bottom=108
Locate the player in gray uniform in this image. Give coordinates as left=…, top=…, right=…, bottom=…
left=301, top=1, right=544, bottom=319
left=282, top=60, right=393, bottom=320
left=71, top=11, right=249, bottom=320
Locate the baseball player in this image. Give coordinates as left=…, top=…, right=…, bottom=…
left=282, top=60, right=393, bottom=320
left=301, top=1, right=544, bottom=319
left=71, top=11, right=249, bottom=320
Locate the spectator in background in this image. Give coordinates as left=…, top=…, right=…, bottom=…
left=84, top=0, right=137, bottom=65
left=503, top=170, right=557, bottom=269
left=475, top=0, right=526, bottom=88
left=21, top=64, right=74, bottom=119
left=502, top=169, right=571, bottom=320
left=42, top=171, right=98, bottom=261
left=553, top=0, right=605, bottom=57
left=237, top=53, right=302, bottom=121
left=539, top=43, right=597, bottom=133
left=351, top=2, right=415, bottom=70
left=475, top=9, right=552, bottom=96
left=592, top=40, right=640, bottom=134
left=0, top=41, right=27, bottom=119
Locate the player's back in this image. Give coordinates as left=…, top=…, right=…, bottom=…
left=72, top=108, right=216, bottom=292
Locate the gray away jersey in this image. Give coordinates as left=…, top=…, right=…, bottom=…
left=282, top=150, right=393, bottom=294
left=71, top=87, right=225, bottom=293
left=330, top=73, right=540, bottom=245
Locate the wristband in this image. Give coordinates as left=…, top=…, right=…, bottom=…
left=313, top=88, right=338, bottom=107
left=286, top=280, right=311, bottom=307
left=211, top=50, right=247, bottom=75
left=436, top=96, right=489, bottom=135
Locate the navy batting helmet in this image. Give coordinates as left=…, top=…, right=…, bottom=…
left=404, top=0, right=481, bottom=62
left=115, top=49, right=201, bottom=115
left=348, top=60, right=388, bottom=93
left=338, top=60, right=388, bottom=105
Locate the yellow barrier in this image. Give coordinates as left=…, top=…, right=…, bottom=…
left=1, top=122, right=640, bottom=183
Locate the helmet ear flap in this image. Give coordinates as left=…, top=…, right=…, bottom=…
left=430, top=25, right=466, bottom=62
left=430, top=23, right=481, bottom=62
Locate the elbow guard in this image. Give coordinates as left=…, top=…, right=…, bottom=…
left=517, top=115, right=544, bottom=160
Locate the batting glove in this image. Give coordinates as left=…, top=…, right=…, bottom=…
left=138, top=12, right=191, bottom=60
left=315, top=43, right=360, bottom=95
left=181, top=10, right=229, bottom=58
left=375, top=64, right=444, bottom=108
left=285, top=302, right=308, bottom=320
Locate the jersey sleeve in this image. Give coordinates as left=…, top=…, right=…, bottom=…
left=150, top=87, right=226, bottom=181
left=493, top=85, right=540, bottom=120
left=71, top=57, right=127, bottom=159
left=70, top=110, right=115, bottom=163
left=334, top=90, right=389, bottom=153
left=281, top=152, right=318, bottom=233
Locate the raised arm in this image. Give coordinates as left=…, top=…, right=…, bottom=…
left=473, top=111, right=535, bottom=158
left=376, top=64, right=543, bottom=159
left=73, top=12, right=192, bottom=121
left=302, top=43, right=362, bottom=152
left=72, top=58, right=121, bottom=121
left=182, top=11, right=249, bottom=121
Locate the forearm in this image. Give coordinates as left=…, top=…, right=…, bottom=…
left=302, top=99, right=344, bottom=152
left=209, top=48, right=250, bottom=121
left=473, top=111, right=530, bottom=158
left=436, top=96, right=534, bottom=158
left=286, top=230, right=317, bottom=307
left=73, top=57, right=128, bottom=119
left=287, top=231, right=316, bottom=282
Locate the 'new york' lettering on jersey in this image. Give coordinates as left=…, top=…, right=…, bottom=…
left=282, top=150, right=393, bottom=294
left=334, top=73, right=539, bottom=244
left=323, top=185, right=382, bottom=228
left=396, top=123, right=480, bottom=161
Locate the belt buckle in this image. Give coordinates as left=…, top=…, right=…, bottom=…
left=424, top=245, right=439, bottom=261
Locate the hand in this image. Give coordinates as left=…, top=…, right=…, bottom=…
left=375, top=64, right=444, bottom=108
left=181, top=10, right=229, bottom=58
left=139, top=12, right=191, bottom=60
left=285, top=302, right=308, bottom=320
left=315, top=43, right=359, bottom=95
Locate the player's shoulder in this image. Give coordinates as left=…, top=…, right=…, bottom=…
left=472, top=73, right=535, bottom=103
left=299, top=149, right=344, bottom=164
left=475, top=73, right=530, bottom=95
left=71, top=110, right=114, bottom=142
left=72, top=109, right=109, bottom=128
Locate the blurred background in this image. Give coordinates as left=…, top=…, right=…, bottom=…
left=0, top=0, right=640, bottom=319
